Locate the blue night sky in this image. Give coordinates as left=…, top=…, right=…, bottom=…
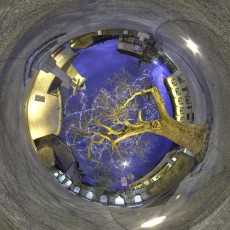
left=60, top=39, right=177, bottom=190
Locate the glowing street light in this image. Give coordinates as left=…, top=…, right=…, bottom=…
left=122, top=161, right=129, bottom=167
left=141, top=216, right=166, bottom=228
left=176, top=194, right=181, bottom=200
left=183, top=38, right=200, bottom=55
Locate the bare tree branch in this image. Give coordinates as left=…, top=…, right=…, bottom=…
left=68, top=69, right=207, bottom=163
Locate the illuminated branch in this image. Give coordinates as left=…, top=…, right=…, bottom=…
left=138, top=110, right=144, bottom=122
left=88, top=137, right=105, bottom=162
left=71, top=71, right=207, bottom=161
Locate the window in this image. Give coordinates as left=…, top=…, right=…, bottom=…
left=177, top=75, right=184, bottom=83
left=171, top=79, right=177, bottom=86
left=86, top=191, right=93, bottom=200
left=53, top=172, right=59, bottom=177
left=175, top=87, right=181, bottom=95
left=63, top=180, right=72, bottom=188
left=178, top=98, right=183, bottom=105
left=35, top=95, right=45, bottom=102
left=182, top=87, right=188, bottom=92
left=185, top=97, right=190, bottom=105
left=100, top=195, right=108, bottom=204
left=115, top=196, right=125, bottom=205
left=73, top=186, right=80, bottom=194
left=58, top=175, right=66, bottom=183
left=134, top=195, right=142, bottom=203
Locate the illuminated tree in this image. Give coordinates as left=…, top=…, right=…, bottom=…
left=65, top=68, right=207, bottom=162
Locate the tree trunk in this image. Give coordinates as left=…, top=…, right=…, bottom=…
left=148, top=87, right=207, bottom=155
left=150, top=116, right=207, bottom=155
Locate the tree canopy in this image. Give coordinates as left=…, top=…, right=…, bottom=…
left=63, top=68, right=207, bottom=187
left=64, top=68, right=158, bottom=162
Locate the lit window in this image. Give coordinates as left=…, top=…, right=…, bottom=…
left=53, top=172, right=59, bottom=177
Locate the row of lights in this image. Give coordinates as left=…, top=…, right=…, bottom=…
left=54, top=169, right=167, bottom=228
